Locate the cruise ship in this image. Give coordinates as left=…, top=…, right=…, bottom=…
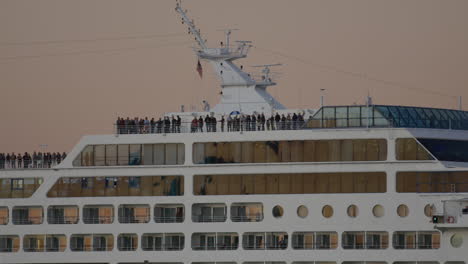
left=1, top=2, right=467, bottom=264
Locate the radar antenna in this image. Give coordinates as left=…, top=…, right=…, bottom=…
left=252, top=64, right=282, bottom=85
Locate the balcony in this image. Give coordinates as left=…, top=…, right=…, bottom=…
left=47, top=206, right=79, bottom=224
left=231, top=203, right=263, bottom=222
left=392, top=231, right=440, bottom=249
left=191, top=232, right=238, bottom=250
left=142, top=233, right=184, bottom=251
left=118, top=234, right=138, bottom=251
left=23, top=235, right=66, bottom=252
left=0, top=235, right=19, bottom=252
left=70, top=234, right=113, bottom=251
left=118, top=205, right=150, bottom=224
left=192, top=203, right=227, bottom=223
left=154, top=204, right=184, bottom=223
left=83, top=205, right=114, bottom=224
left=12, top=206, right=43, bottom=225
left=342, top=231, right=388, bottom=250
left=243, top=232, right=288, bottom=250
left=0, top=207, right=8, bottom=225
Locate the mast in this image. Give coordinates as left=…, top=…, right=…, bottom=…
left=175, top=1, right=285, bottom=114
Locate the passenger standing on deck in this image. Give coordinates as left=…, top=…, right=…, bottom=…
left=227, top=115, right=232, bottom=132
left=191, top=117, right=198, bottom=133
left=156, top=118, right=163, bottom=133
left=220, top=116, right=225, bottom=132
left=11, top=153, right=16, bottom=169
left=177, top=116, right=182, bottom=133
left=6, top=153, right=11, bottom=168
left=212, top=116, right=217, bottom=132
left=0, top=153, right=4, bottom=169
left=198, top=116, right=204, bottom=132
left=150, top=118, right=156, bottom=133
left=17, top=153, right=22, bottom=169
left=171, top=116, right=177, bottom=133
left=275, top=113, right=281, bottom=130
left=205, top=115, right=211, bottom=132
left=144, top=117, right=150, bottom=133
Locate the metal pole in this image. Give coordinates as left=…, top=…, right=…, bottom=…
left=320, top=89, right=325, bottom=108
left=459, top=96, right=462, bottom=111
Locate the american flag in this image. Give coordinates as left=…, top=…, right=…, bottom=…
left=196, top=59, right=203, bottom=78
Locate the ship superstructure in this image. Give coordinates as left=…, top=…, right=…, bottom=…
left=1, top=3, right=468, bottom=264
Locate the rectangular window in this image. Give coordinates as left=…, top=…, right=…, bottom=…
left=11, top=179, right=24, bottom=190
left=194, top=173, right=386, bottom=195
left=75, top=143, right=185, bottom=166
left=193, top=139, right=387, bottom=164
left=47, top=176, right=184, bottom=197
left=397, top=171, right=468, bottom=193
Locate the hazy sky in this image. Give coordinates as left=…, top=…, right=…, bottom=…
left=1, top=0, right=467, bottom=153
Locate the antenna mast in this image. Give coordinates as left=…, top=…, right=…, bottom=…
left=175, top=1, right=207, bottom=49
left=174, top=1, right=286, bottom=114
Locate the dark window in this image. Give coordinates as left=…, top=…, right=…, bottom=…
left=418, top=138, right=468, bottom=162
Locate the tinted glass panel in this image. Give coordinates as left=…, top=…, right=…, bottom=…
left=418, top=138, right=468, bottom=162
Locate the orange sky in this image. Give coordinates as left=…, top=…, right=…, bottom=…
left=1, top=0, right=467, bottom=153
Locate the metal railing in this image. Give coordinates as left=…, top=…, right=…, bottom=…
left=191, top=243, right=238, bottom=251
left=0, top=160, right=64, bottom=170
left=154, top=216, right=184, bottom=223
left=114, top=120, right=308, bottom=135
left=118, top=216, right=150, bottom=224
left=0, top=247, right=19, bottom=252
left=70, top=245, right=113, bottom=252
left=82, top=216, right=113, bottom=224
left=47, top=216, right=79, bottom=224
left=191, top=215, right=227, bottom=223
left=12, top=216, right=43, bottom=225
left=142, top=244, right=184, bottom=251
left=231, top=215, right=263, bottom=222
left=23, top=246, right=64, bottom=252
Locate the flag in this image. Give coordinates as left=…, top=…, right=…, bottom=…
left=196, top=59, right=203, bottom=78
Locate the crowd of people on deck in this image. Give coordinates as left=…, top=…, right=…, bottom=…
left=116, top=112, right=308, bottom=134
left=0, top=152, right=67, bottom=169
left=116, top=116, right=182, bottom=134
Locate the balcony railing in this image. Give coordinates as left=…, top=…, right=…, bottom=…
left=231, top=215, right=263, bottom=222
left=70, top=245, right=113, bottom=252
left=118, top=216, right=149, bottom=223
left=12, top=216, right=43, bottom=225
left=192, top=215, right=227, bottom=223
left=114, top=121, right=307, bottom=135
left=47, top=216, right=79, bottom=224
left=154, top=216, right=184, bottom=223
left=82, top=216, right=113, bottom=224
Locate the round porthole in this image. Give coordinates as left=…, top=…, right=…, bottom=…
left=347, top=205, right=358, bottom=218
left=322, top=205, right=333, bottom=218
left=272, top=205, right=284, bottom=218
left=297, top=205, right=308, bottom=218
left=397, top=204, right=409, bottom=217
left=451, top=233, right=463, bottom=248
left=424, top=204, right=433, bottom=217
left=373, top=204, right=384, bottom=218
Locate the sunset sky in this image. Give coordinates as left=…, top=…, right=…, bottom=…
left=1, top=0, right=467, bottom=153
